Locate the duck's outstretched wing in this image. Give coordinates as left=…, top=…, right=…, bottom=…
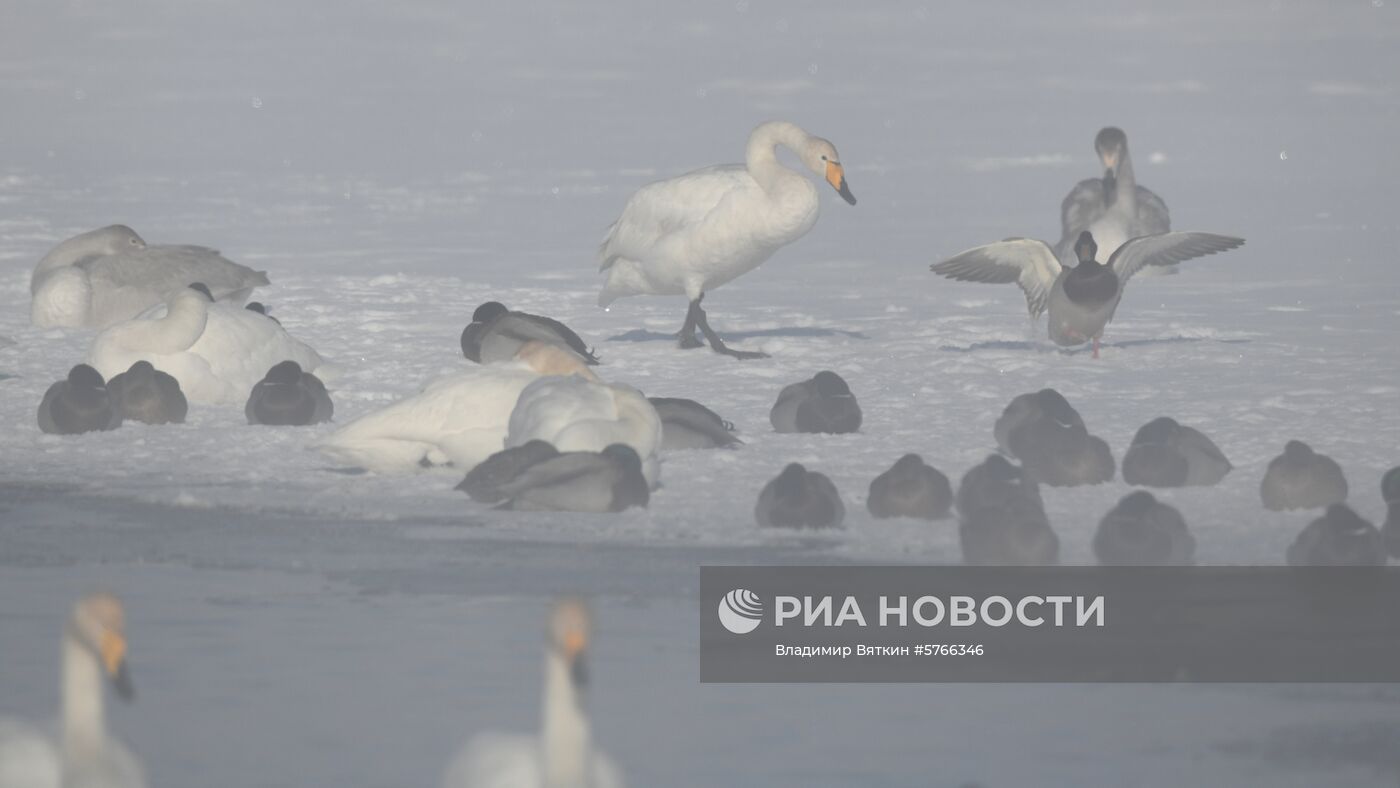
left=1109, top=232, right=1245, bottom=284
left=930, top=238, right=1062, bottom=318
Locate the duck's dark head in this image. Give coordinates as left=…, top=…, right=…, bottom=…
left=811, top=370, right=851, bottom=397
left=1073, top=231, right=1098, bottom=264
left=1134, top=417, right=1180, bottom=446
left=600, top=443, right=642, bottom=471
left=68, top=364, right=106, bottom=389
left=126, top=360, right=156, bottom=380
left=472, top=301, right=509, bottom=324
left=266, top=360, right=303, bottom=385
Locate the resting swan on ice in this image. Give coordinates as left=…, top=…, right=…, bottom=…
left=598, top=120, right=856, bottom=359
left=441, top=599, right=624, bottom=788
left=314, top=341, right=597, bottom=474
left=31, top=225, right=268, bottom=328
left=86, top=284, right=328, bottom=406
left=506, top=374, right=663, bottom=488
left=0, top=594, right=146, bottom=788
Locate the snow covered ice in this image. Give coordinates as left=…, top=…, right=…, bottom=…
left=3, top=0, right=1400, bottom=786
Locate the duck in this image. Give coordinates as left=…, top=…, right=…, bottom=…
left=993, top=389, right=1113, bottom=487
left=1121, top=417, right=1231, bottom=487
left=1056, top=127, right=1171, bottom=268
left=86, top=284, right=329, bottom=406
left=245, top=361, right=333, bottom=426
left=597, top=120, right=857, bottom=359
left=0, top=594, right=146, bottom=788
left=1260, top=440, right=1348, bottom=511
left=106, top=361, right=188, bottom=425
left=1381, top=466, right=1400, bottom=559
left=244, top=302, right=281, bottom=324
left=36, top=364, right=123, bottom=435
left=770, top=371, right=861, bottom=434
left=505, top=374, right=663, bottom=488
left=460, top=301, right=599, bottom=365
left=455, top=441, right=561, bottom=503
left=1093, top=491, right=1195, bottom=566
left=493, top=445, right=651, bottom=513
left=931, top=230, right=1244, bottom=357
left=30, top=224, right=268, bottom=328
left=866, top=454, right=952, bottom=520
left=316, top=342, right=594, bottom=474
left=1285, top=504, right=1385, bottom=566
left=956, top=455, right=1058, bottom=566
left=754, top=463, right=845, bottom=530
left=647, top=397, right=740, bottom=449
left=440, top=599, right=624, bottom=788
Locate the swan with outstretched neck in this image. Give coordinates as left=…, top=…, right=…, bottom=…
left=598, top=120, right=856, bottom=359
left=441, top=599, right=624, bottom=788
left=0, top=594, right=146, bottom=788
left=1056, top=127, right=1171, bottom=267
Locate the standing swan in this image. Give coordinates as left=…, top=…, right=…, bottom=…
left=1057, top=128, right=1171, bottom=266
left=0, top=594, right=146, bottom=788
left=441, top=599, right=624, bottom=788
left=598, top=121, right=857, bottom=359
left=30, top=225, right=268, bottom=328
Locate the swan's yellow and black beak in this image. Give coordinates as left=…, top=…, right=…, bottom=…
left=563, top=628, right=589, bottom=688
left=101, top=631, right=134, bottom=702
left=825, top=161, right=857, bottom=205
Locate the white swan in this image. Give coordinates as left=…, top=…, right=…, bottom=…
left=0, top=594, right=146, bottom=788
left=597, top=120, right=856, bottom=358
left=1056, top=128, right=1171, bottom=267
left=315, top=342, right=596, bottom=474
left=31, top=225, right=268, bottom=328
left=86, top=285, right=328, bottom=406
left=441, top=599, right=624, bottom=788
left=506, top=375, right=663, bottom=488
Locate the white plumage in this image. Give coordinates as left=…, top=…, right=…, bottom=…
left=314, top=342, right=597, bottom=475
left=86, top=287, right=328, bottom=406
left=506, top=375, right=663, bottom=488
left=31, top=225, right=268, bottom=328
left=597, top=120, right=856, bottom=357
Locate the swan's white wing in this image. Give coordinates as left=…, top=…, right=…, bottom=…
left=930, top=238, right=1062, bottom=318
left=1108, top=232, right=1245, bottom=284
left=440, top=733, right=541, bottom=788
left=0, top=719, right=61, bottom=788
left=598, top=164, right=753, bottom=269
left=85, top=246, right=269, bottom=299
left=507, top=379, right=661, bottom=486
left=316, top=367, right=539, bottom=473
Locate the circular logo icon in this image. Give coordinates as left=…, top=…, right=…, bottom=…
left=718, top=588, right=763, bottom=634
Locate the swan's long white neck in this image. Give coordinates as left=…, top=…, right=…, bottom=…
left=745, top=121, right=811, bottom=194
left=110, top=292, right=209, bottom=354
left=31, top=231, right=115, bottom=291
left=541, top=648, right=591, bottom=788
left=1112, top=146, right=1137, bottom=213
left=62, top=631, right=107, bottom=760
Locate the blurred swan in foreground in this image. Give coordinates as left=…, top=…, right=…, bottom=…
left=598, top=120, right=856, bottom=359
left=1057, top=127, right=1170, bottom=267
left=461, top=302, right=599, bottom=365
left=0, top=594, right=145, bottom=788
left=31, top=225, right=268, bottom=328
left=931, top=230, right=1244, bottom=357
left=86, top=284, right=328, bottom=405
left=441, top=599, right=624, bottom=788
left=506, top=375, right=663, bottom=487
left=315, top=342, right=595, bottom=474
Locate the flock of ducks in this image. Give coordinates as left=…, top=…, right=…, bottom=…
left=0, top=596, right=620, bottom=788
left=5, top=120, right=1381, bottom=787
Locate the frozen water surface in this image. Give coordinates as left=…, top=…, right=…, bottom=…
left=2, top=0, right=1399, bottom=785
